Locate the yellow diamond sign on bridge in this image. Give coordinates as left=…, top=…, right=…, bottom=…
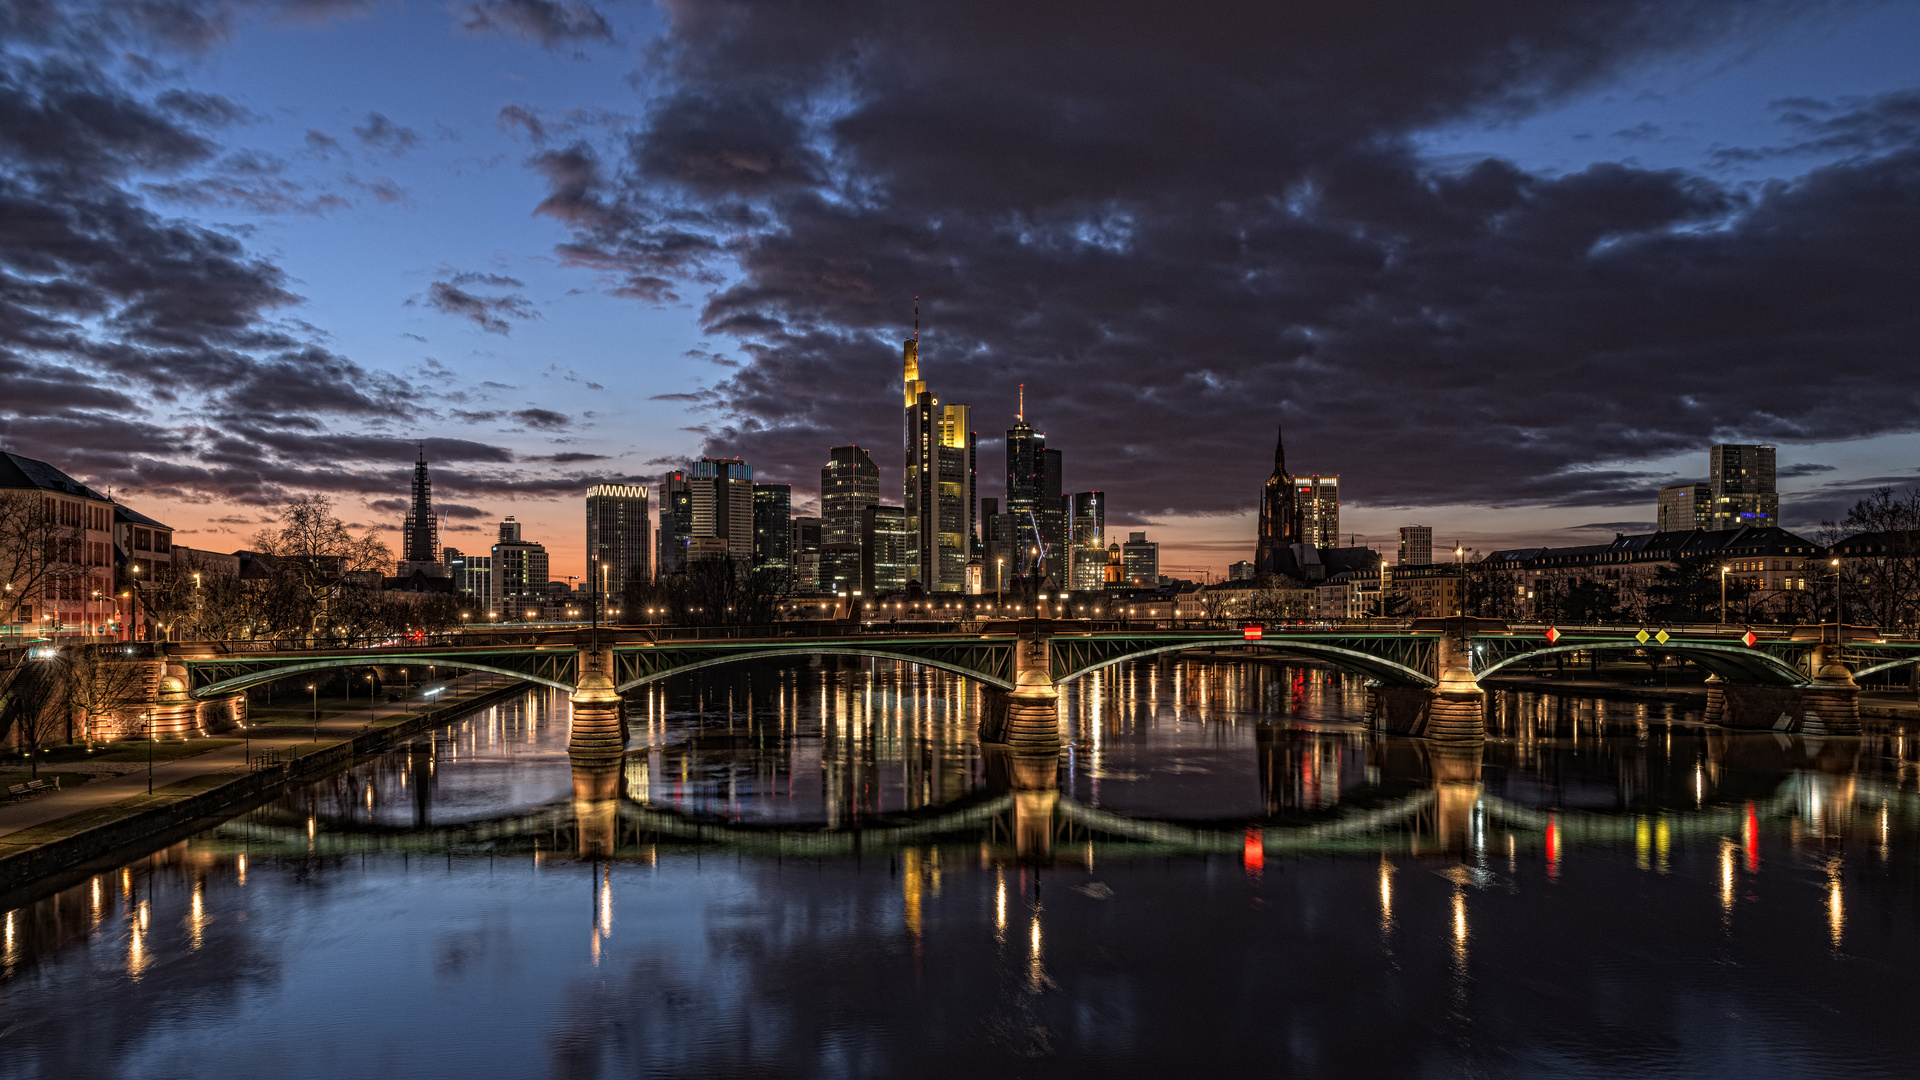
left=1655, top=629, right=1671, bottom=644
left=1635, top=629, right=1651, bottom=644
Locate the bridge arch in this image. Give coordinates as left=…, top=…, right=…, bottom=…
left=191, top=656, right=575, bottom=699
left=1471, top=641, right=1806, bottom=686
left=1854, top=656, right=1920, bottom=680
left=615, top=647, right=1015, bottom=693
left=1054, top=640, right=1436, bottom=688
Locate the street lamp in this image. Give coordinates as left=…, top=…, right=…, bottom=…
left=1720, top=564, right=1730, bottom=625
left=308, top=683, right=318, bottom=745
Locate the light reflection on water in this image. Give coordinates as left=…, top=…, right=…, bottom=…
left=2, top=656, right=1919, bottom=1078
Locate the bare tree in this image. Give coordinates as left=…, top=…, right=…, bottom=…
left=0, top=658, right=64, bottom=777
left=1826, top=488, right=1920, bottom=629
left=649, top=558, right=789, bottom=626
left=50, top=646, right=152, bottom=743
left=250, top=494, right=392, bottom=645
left=0, top=490, right=83, bottom=629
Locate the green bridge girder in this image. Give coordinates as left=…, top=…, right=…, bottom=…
left=177, top=625, right=1920, bottom=700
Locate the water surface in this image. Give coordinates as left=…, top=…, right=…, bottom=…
left=2, top=657, right=1916, bottom=1078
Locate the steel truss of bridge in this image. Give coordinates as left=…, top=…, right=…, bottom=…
left=176, top=622, right=1920, bottom=700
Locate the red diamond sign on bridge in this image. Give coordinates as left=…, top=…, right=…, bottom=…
left=1545, top=627, right=1561, bottom=644
left=1742, top=631, right=1758, bottom=647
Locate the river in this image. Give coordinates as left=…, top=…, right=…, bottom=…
left=1, top=656, right=1916, bottom=1078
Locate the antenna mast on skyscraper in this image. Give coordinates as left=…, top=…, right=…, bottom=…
left=1018, top=383, right=1025, bottom=422
left=913, top=295, right=919, bottom=341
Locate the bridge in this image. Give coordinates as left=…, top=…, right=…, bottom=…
left=159, top=618, right=1920, bottom=746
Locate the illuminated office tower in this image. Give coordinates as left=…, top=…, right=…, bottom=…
left=585, top=483, right=649, bottom=603
left=1398, top=525, right=1433, bottom=567
left=1069, top=491, right=1106, bottom=592
left=689, top=457, right=754, bottom=563
left=1708, top=444, right=1778, bottom=529
left=1293, top=474, right=1340, bottom=548
left=822, top=446, right=880, bottom=550
left=1657, top=483, right=1711, bottom=532
left=1121, top=532, right=1158, bottom=586
left=656, top=470, right=691, bottom=576
left=752, top=483, right=792, bottom=571
left=901, top=304, right=977, bottom=592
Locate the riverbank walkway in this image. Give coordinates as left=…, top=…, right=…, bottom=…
left=0, top=672, right=510, bottom=842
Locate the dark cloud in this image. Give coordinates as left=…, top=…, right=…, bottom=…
left=351, top=111, right=418, bottom=153
left=513, top=408, right=571, bottom=429
left=521, top=0, right=1920, bottom=518
left=497, top=103, right=546, bottom=143
left=525, top=451, right=609, bottom=462
left=459, top=0, right=613, bottom=49
left=416, top=280, right=537, bottom=334
left=1778, top=462, right=1837, bottom=478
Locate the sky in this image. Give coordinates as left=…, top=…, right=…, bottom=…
left=4, top=0, right=1920, bottom=581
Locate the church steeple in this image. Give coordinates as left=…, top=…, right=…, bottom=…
left=1273, top=424, right=1287, bottom=477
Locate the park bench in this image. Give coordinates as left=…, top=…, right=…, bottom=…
left=7, top=778, right=60, bottom=799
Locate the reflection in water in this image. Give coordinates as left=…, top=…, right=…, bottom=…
left=5, top=658, right=1920, bottom=1076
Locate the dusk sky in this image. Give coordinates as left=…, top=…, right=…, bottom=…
left=5, top=0, right=1920, bottom=580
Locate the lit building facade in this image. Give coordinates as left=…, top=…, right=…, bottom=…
left=860, top=504, right=910, bottom=597
left=1657, top=483, right=1711, bottom=533
left=1121, top=531, right=1158, bottom=586
left=690, top=457, right=755, bottom=563
left=790, top=516, right=823, bottom=594
left=1294, top=475, right=1340, bottom=548
left=491, top=517, right=549, bottom=619
left=656, top=470, right=691, bottom=577
left=1708, top=444, right=1778, bottom=530
left=752, top=483, right=792, bottom=572
left=822, top=446, right=880, bottom=551
left=586, top=483, right=650, bottom=600
left=902, top=322, right=977, bottom=592
left=1398, top=525, right=1433, bottom=566
left=1069, top=491, right=1106, bottom=592
left=0, top=452, right=117, bottom=638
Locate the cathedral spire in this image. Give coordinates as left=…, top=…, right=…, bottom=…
left=1273, top=424, right=1287, bottom=477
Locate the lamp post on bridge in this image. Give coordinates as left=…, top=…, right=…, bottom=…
left=1721, top=564, right=1730, bottom=626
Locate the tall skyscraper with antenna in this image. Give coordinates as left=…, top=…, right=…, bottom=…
left=902, top=299, right=978, bottom=592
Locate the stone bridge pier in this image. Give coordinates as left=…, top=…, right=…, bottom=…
left=566, top=643, right=626, bottom=764
left=979, top=626, right=1063, bottom=755
left=1703, top=643, right=1861, bottom=735
left=1365, top=630, right=1485, bottom=742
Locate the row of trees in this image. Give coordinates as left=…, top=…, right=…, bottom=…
left=136, top=495, right=462, bottom=646
left=0, top=646, right=153, bottom=773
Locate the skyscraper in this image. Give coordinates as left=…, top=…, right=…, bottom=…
left=689, top=457, right=754, bottom=562
left=902, top=305, right=977, bottom=592
left=1037, top=447, right=1066, bottom=584
left=491, top=516, right=549, bottom=619
left=790, top=516, right=823, bottom=594
left=1121, top=531, right=1158, bottom=586
left=657, top=470, right=691, bottom=576
left=1398, top=525, right=1433, bottom=566
left=752, top=484, right=793, bottom=571
left=1657, top=483, right=1711, bottom=532
left=1294, top=475, right=1340, bottom=548
left=400, top=447, right=440, bottom=568
left=1069, top=490, right=1106, bottom=592
left=1708, top=444, right=1778, bottom=530
left=586, top=483, right=649, bottom=604
left=821, top=446, right=880, bottom=550
left=860, top=504, right=910, bottom=597
left=1254, top=425, right=1299, bottom=574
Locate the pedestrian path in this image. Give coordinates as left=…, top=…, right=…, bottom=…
left=0, top=673, right=504, bottom=839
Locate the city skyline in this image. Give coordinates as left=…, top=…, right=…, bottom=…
left=4, top=2, right=1919, bottom=582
